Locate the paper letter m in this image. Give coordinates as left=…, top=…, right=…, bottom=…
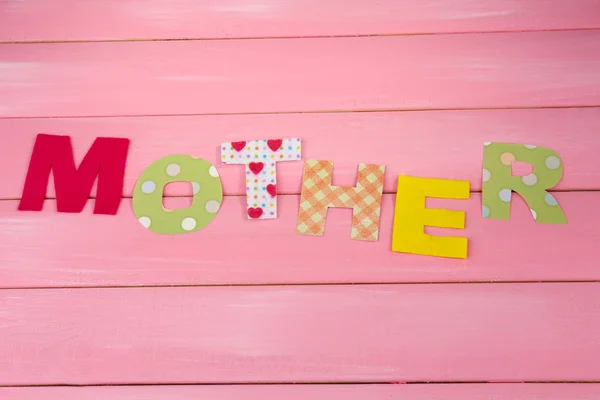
left=18, top=134, right=130, bottom=214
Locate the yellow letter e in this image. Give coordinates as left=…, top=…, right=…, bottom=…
left=392, top=175, right=470, bottom=259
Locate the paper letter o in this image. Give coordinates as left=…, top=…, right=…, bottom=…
left=133, top=155, right=223, bottom=234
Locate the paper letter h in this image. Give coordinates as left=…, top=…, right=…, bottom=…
left=296, top=159, right=385, bottom=241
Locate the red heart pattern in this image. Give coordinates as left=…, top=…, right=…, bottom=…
left=267, top=139, right=283, bottom=152
left=247, top=207, right=263, bottom=219
left=232, top=141, right=246, bottom=152
left=249, top=162, right=264, bottom=175
left=221, top=138, right=302, bottom=219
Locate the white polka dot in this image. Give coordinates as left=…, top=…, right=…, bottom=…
left=530, top=209, right=537, bottom=220
left=522, top=173, right=537, bottom=186
left=209, top=165, right=219, bottom=178
left=545, top=193, right=558, bottom=206
left=484, top=142, right=492, bottom=146
left=192, top=182, right=200, bottom=195
left=524, top=144, right=537, bottom=149
left=545, top=156, right=560, bottom=170
left=141, top=181, right=156, bottom=194
left=482, top=205, right=490, bottom=218
left=499, top=189, right=512, bottom=202
left=166, top=163, right=181, bottom=177
left=482, top=169, right=491, bottom=182
left=205, top=200, right=220, bottom=213
left=181, top=217, right=196, bottom=231
left=138, top=217, right=151, bottom=228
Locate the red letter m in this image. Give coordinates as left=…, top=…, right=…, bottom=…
left=18, top=134, right=130, bottom=214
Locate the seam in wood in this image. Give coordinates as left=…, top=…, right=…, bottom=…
left=1, top=281, right=600, bottom=291
left=1, top=26, right=599, bottom=45
left=2, top=105, right=600, bottom=120
left=0, top=189, right=598, bottom=202
left=2, top=381, right=600, bottom=387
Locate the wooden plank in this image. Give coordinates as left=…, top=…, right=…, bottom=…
left=2, top=109, right=600, bottom=199
left=2, top=31, right=600, bottom=118
left=0, top=192, right=597, bottom=287
left=2, top=0, right=600, bottom=43
left=2, top=384, right=600, bottom=399
left=1, top=283, right=600, bottom=384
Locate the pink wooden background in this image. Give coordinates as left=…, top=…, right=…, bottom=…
left=1, top=0, right=600, bottom=398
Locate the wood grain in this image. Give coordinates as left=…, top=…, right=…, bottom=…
left=2, top=384, right=600, bottom=399
left=3, top=108, right=600, bottom=199
left=1, top=192, right=598, bottom=288
left=2, top=283, right=600, bottom=384
left=2, top=0, right=600, bottom=42
left=2, top=31, right=600, bottom=118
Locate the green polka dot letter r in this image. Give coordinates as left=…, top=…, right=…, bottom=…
left=133, top=155, right=223, bottom=234
left=482, top=142, right=566, bottom=224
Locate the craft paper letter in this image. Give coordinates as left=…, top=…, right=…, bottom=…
left=18, top=134, right=130, bottom=214
left=482, top=142, right=566, bottom=224
left=392, top=175, right=470, bottom=259
left=133, top=155, right=223, bottom=234
left=221, top=138, right=302, bottom=219
left=296, top=159, right=385, bottom=241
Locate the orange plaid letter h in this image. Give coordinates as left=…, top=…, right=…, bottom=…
left=296, top=159, right=386, bottom=241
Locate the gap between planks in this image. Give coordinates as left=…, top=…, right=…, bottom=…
left=4, top=381, right=600, bottom=387
left=1, top=26, right=599, bottom=45
left=2, top=105, right=600, bottom=120
left=0, top=189, right=597, bottom=202
left=2, top=280, right=600, bottom=291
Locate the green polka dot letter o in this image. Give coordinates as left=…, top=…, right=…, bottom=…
left=133, top=155, right=223, bottom=234
left=482, top=142, right=566, bottom=224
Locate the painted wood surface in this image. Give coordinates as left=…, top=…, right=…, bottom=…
left=2, top=0, right=600, bottom=43
left=3, top=384, right=600, bottom=400
left=2, top=108, right=600, bottom=199
left=2, top=31, right=600, bottom=118
left=1, top=192, right=596, bottom=287
left=2, top=283, right=600, bottom=385
left=2, top=0, right=599, bottom=394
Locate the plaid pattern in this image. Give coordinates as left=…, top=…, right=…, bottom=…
left=296, top=159, right=385, bottom=241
